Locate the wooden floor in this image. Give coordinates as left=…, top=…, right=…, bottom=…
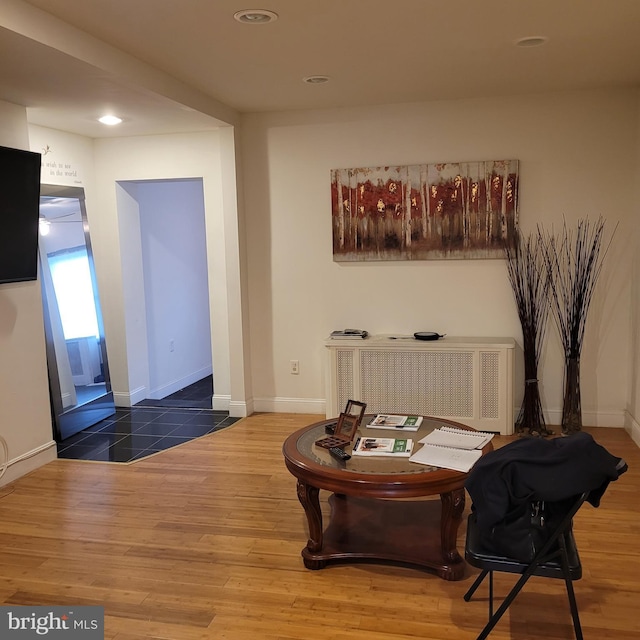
left=0, top=414, right=638, bottom=640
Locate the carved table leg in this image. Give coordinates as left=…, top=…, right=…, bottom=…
left=439, top=488, right=466, bottom=580
left=296, top=480, right=326, bottom=569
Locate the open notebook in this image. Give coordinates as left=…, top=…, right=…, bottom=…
left=409, top=426, right=494, bottom=472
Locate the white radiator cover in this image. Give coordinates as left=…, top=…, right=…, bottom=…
left=325, top=335, right=515, bottom=435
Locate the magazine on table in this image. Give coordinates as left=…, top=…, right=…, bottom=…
left=352, top=437, right=414, bottom=457
left=367, top=414, right=423, bottom=431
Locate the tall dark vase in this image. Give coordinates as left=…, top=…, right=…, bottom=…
left=540, top=218, right=614, bottom=437
left=562, top=356, right=582, bottom=434
left=505, top=231, right=552, bottom=437
left=515, top=332, right=552, bottom=436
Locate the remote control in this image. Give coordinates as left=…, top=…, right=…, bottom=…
left=329, top=446, right=351, bottom=461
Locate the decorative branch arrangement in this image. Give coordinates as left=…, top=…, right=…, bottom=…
left=539, top=217, right=615, bottom=434
left=504, top=231, right=552, bottom=436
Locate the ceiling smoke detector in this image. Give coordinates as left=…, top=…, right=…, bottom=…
left=234, top=9, right=278, bottom=24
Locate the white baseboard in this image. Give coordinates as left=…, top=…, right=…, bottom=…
left=61, top=391, right=75, bottom=409
left=252, top=396, right=325, bottom=414
left=542, top=407, right=626, bottom=428
left=0, top=440, right=57, bottom=488
left=211, top=394, right=255, bottom=417
left=148, top=366, right=212, bottom=400
left=245, top=398, right=628, bottom=428
left=227, top=397, right=255, bottom=418
left=113, top=386, right=147, bottom=408
left=624, top=411, right=640, bottom=447
left=114, top=369, right=213, bottom=408
left=212, top=393, right=228, bottom=411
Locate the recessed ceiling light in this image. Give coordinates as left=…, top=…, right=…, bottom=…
left=303, top=75, right=330, bottom=84
left=234, top=9, right=278, bottom=24
left=515, top=36, right=548, bottom=48
left=98, top=115, right=123, bottom=125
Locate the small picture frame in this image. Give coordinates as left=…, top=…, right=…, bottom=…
left=315, top=399, right=367, bottom=450
left=324, top=399, right=367, bottom=436
left=344, top=399, right=367, bottom=426
left=333, top=411, right=360, bottom=442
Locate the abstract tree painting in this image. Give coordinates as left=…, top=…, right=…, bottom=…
left=331, top=160, right=519, bottom=261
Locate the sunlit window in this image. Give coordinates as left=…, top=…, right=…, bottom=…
left=48, top=248, right=99, bottom=340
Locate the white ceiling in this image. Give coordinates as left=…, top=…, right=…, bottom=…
left=2, top=0, right=640, bottom=138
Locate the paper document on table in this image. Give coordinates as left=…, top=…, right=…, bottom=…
left=409, top=443, right=482, bottom=473
left=419, top=426, right=493, bottom=450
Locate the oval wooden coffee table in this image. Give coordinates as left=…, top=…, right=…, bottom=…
left=282, top=415, right=493, bottom=581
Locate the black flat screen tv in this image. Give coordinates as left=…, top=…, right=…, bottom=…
left=0, top=145, right=42, bottom=284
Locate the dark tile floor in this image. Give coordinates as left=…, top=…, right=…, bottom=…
left=134, top=375, right=214, bottom=410
left=57, top=376, right=238, bottom=463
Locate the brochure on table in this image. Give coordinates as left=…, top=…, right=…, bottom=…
left=367, top=414, right=423, bottom=431
left=352, top=437, right=414, bottom=457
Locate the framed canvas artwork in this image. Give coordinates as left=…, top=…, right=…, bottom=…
left=331, top=159, right=519, bottom=261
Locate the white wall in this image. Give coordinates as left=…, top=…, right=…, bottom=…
left=0, top=104, right=56, bottom=487
left=241, top=89, right=638, bottom=425
left=628, top=95, right=640, bottom=446
left=92, top=132, right=234, bottom=410
left=137, top=179, right=212, bottom=399
left=113, top=182, right=149, bottom=402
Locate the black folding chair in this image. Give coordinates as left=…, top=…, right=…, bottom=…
left=463, top=491, right=588, bottom=640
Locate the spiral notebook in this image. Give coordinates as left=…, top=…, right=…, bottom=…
left=409, top=426, right=492, bottom=472
left=418, top=426, right=493, bottom=450
left=409, top=443, right=482, bottom=472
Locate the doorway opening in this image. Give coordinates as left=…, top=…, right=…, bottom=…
left=117, top=178, right=214, bottom=410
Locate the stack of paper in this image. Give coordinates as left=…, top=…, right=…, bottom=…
left=409, top=426, right=494, bottom=472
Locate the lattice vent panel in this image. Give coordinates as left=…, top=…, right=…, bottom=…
left=480, top=351, right=500, bottom=419
left=335, top=350, right=355, bottom=410
left=359, top=350, right=474, bottom=417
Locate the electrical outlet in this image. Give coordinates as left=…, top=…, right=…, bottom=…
left=290, top=360, right=299, bottom=375
left=169, top=339, right=175, bottom=352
